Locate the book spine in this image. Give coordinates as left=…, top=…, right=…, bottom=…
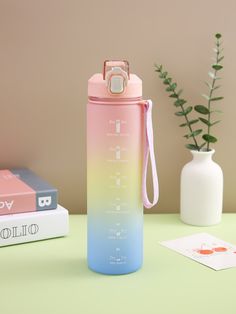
left=0, top=207, right=69, bottom=246
left=11, top=168, right=58, bottom=212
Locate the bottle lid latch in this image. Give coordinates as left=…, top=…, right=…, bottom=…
left=103, top=60, right=129, bottom=94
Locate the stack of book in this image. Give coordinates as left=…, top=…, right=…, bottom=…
left=0, top=168, right=69, bottom=246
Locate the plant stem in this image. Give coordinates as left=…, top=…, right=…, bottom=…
left=180, top=103, right=199, bottom=150
left=166, top=82, right=200, bottom=151
left=207, top=40, right=220, bottom=151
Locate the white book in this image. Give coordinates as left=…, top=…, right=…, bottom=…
left=0, top=204, right=69, bottom=247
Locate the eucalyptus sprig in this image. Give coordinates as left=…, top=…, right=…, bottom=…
left=194, top=33, right=224, bottom=151
left=155, top=33, right=224, bottom=151
left=154, top=65, right=204, bottom=151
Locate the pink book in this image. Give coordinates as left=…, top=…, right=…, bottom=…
left=0, top=168, right=57, bottom=215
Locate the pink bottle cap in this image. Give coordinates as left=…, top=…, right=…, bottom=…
left=88, top=60, right=142, bottom=99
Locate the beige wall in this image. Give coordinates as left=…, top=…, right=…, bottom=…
left=0, top=0, right=235, bottom=213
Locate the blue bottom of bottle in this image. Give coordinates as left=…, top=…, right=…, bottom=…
left=88, top=251, right=143, bottom=275
left=88, top=261, right=143, bottom=275
left=87, top=214, right=143, bottom=275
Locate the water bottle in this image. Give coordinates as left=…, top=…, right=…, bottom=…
left=87, top=60, right=159, bottom=274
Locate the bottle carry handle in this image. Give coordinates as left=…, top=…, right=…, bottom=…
left=141, top=100, right=159, bottom=209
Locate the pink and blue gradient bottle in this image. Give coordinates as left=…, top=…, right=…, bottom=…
left=87, top=60, right=158, bottom=275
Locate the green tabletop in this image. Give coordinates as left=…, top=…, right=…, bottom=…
left=0, top=214, right=235, bottom=314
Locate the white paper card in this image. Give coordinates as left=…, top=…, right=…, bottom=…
left=160, top=233, right=236, bottom=270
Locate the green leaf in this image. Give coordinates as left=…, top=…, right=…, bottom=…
left=170, top=83, right=177, bottom=91
left=163, top=78, right=171, bottom=85
left=215, top=33, right=222, bottom=39
left=185, top=144, right=199, bottom=150
left=166, top=86, right=172, bottom=92
left=211, top=120, right=221, bottom=126
left=177, top=89, right=183, bottom=96
left=199, top=120, right=221, bottom=127
left=212, top=64, right=223, bottom=71
left=205, top=83, right=221, bottom=91
left=162, top=72, right=168, bottom=78
left=174, top=99, right=187, bottom=107
left=188, top=119, right=199, bottom=125
left=184, top=129, right=202, bottom=139
left=175, top=106, right=192, bottom=116
left=202, top=94, right=210, bottom=101
left=154, top=64, right=162, bottom=72
left=194, top=105, right=210, bottom=115
left=199, top=117, right=210, bottom=126
left=175, top=111, right=185, bottom=116
left=179, top=119, right=198, bottom=127
left=204, top=82, right=212, bottom=89
left=210, top=96, right=224, bottom=101
left=202, top=134, right=217, bottom=143
left=212, top=85, right=221, bottom=91
left=211, top=109, right=223, bottom=114
left=184, top=106, right=193, bottom=115
left=169, top=93, right=178, bottom=98
left=208, top=72, right=216, bottom=79
left=218, top=56, right=224, bottom=62
left=191, top=129, right=202, bottom=137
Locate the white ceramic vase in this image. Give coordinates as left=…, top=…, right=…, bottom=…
left=180, top=149, right=223, bottom=226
